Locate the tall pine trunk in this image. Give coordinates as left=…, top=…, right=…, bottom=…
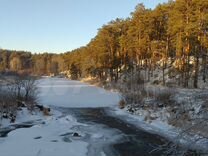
left=194, top=54, right=199, bottom=88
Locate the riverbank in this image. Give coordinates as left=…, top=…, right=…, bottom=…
left=0, top=108, right=90, bottom=156
left=82, top=77, right=208, bottom=154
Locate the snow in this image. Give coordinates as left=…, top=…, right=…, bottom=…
left=0, top=112, right=88, bottom=156
left=0, top=108, right=45, bottom=128
left=110, top=107, right=176, bottom=137
left=109, top=107, right=208, bottom=153
left=0, top=107, right=122, bottom=156
left=37, top=78, right=120, bottom=108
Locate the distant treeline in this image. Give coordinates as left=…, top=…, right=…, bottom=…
left=0, top=0, right=208, bottom=88
left=0, top=50, right=64, bottom=75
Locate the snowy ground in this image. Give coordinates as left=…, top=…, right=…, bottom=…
left=0, top=108, right=45, bottom=128
left=0, top=113, right=88, bottom=156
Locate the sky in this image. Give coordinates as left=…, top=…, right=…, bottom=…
left=0, top=0, right=168, bottom=53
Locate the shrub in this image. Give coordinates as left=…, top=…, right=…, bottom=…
left=118, top=71, right=146, bottom=105
left=118, top=99, right=126, bottom=109
left=153, top=88, right=175, bottom=106
left=0, top=74, right=38, bottom=122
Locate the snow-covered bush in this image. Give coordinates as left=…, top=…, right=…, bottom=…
left=153, top=88, right=175, bottom=106
left=8, top=75, right=39, bottom=110
left=0, top=75, right=39, bottom=123
left=0, top=87, right=18, bottom=123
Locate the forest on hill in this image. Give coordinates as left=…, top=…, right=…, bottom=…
left=1, top=0, right=208, bottom=88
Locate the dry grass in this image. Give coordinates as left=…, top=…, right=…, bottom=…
left=118, top=99, right=126, bottom=109
left=43, top=108, right=50, bottom=116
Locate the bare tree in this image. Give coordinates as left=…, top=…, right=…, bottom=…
left=21, top=76, right=38, bottom=110
left=0, top=74, right=39, bottom=124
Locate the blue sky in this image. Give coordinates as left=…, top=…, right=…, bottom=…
left=0, top=0, right=168, bottom=53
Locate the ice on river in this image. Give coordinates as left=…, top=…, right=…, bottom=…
left=37, top=78, right=120, bottom=108
left=0, top=112, right=89, bottom=156
left=0, top=109, right=122, bottom=156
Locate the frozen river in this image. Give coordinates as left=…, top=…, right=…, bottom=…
left=0, top=78, right=178, bottom=156
left=38, top=78, right=120, bottom=108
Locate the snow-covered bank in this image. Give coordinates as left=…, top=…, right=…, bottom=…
left=107, top=107, right=208, bottom=153
left=0, top=111, right=88, bottom=156
left=0, top=108, right=45, bottom=128
left=104, top=85, right=208, bottom=154
left=82, top=77, right=208, bottom=153
left=38, top=78, right=120, bottom=108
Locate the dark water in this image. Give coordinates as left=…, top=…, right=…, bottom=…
left=58, top=107, right=176, bottom=156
